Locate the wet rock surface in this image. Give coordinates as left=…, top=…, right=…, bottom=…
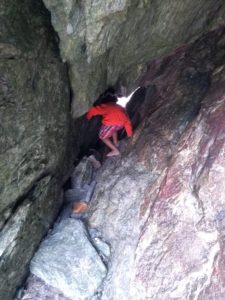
left=86, top=26, right=225, bottom=299
left=0, top=0, right=71, bottom=299
left=42, top=0, right=225, bottom=116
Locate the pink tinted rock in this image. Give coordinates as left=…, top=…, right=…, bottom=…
left=131, top=83, right=225, bottom=299
left=88, top=26, right=225, bottom=300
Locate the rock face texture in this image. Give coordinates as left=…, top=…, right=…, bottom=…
left=43, top=0, right=225, bottom=116
left=0, top=0, right=71, bottom=299
left=2, top=1, right=225, bottom=299
left=87, top=26, right=225, bottom=299
left=30, top=218, right=107, bottom=300
left=21, top=156, right=108, bottom=300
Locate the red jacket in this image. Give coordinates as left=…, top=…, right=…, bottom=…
left=86, top=103, right=133, bottom=137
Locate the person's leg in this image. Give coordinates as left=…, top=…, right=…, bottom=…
left=99, top=125, right=121, bottom=156
left=112, top=131, right=118, bottom=147
left=101, top=137, right=120, bottom=156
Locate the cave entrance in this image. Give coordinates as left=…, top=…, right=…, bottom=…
left=117, top=89, right=138, bottom=107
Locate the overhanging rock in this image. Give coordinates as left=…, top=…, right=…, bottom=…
left=43, top=0, right=225, bottom=116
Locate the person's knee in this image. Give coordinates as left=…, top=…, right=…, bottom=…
left=100, top=135, right=111, bottom=141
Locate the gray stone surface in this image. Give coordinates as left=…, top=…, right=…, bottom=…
left=0, top=177, right=63, bottom=300
left=71, top=157, right=94, bottom=189
left=86, top=26, right=225, bottom=299
left=65, top=156, right=97, bottom=205
left=21, top=155, right=108, bottom=300
left=0, top=0, right=71, bottom=299
left=20, top=275, right=72, bottom=300
left=30, top=218, right=107, bottom=300
left=2, top=1, right=225, bottom=299
left=42, top=0, right=225, bottom=116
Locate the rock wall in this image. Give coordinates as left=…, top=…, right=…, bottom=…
left=87, top=26, right=225, bottom=299
left=2, top=1, right=225, bottom=299
left=43, top=0, right=225, bottom=116
left=0, top=1, right=71, bottom=299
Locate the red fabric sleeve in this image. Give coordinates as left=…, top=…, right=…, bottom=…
left=86, top=106, right=103, bottom=119
left=124, top=119, right=133, bottom=137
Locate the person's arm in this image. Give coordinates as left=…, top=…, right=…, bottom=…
left=124, top=119, right=133, bottom=137
left=86, top=105, right=103, bottom=120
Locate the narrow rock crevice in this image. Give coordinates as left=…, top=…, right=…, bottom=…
left=18, top=23, right=225, bottom=300
left=2, top=1, right=225, bottom=300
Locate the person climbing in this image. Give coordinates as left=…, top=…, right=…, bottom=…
left=86, top=93, right=133, bottom=156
